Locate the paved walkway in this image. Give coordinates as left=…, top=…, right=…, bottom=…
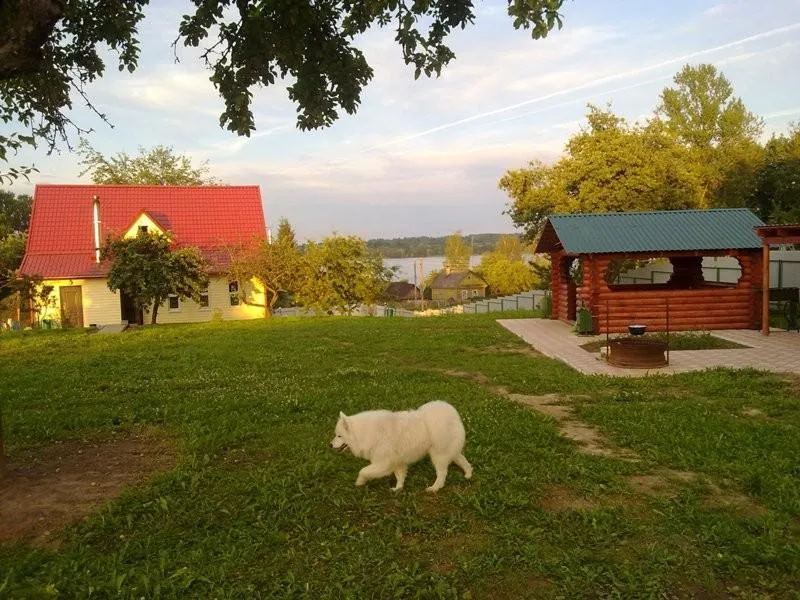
left=497, top=319, right=800, bottom=377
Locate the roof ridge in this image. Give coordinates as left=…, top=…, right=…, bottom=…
left=34, top=183, right=260, bottom=189
left=549, top=208, right=753, bottom=218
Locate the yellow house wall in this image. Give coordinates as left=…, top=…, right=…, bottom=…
left=124, top=213, right=163, bottom=238
left=40, top=278, right=121, bottom=326
left=144, top=276, right=265, bottom=324
left=39, top=276, right=264, bottom=327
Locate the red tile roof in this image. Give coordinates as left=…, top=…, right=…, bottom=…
left=20, top=184, right=266, bottom=279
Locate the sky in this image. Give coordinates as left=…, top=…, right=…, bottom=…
left=5, top=0, right=800, bottom=242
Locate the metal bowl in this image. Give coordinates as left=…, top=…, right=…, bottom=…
left=628, top=324, right=647, bottom=336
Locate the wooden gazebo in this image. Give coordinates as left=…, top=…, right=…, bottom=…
left=534, top=209, right=766, bottom=334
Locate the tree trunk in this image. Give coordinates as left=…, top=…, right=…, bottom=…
left=0, top=0, right=65, bottom=80
left=265, top=289, right=277, bottom=318
left=151, top=301, right=160, bottom=325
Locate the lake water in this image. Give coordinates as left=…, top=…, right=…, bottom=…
left=384, top=256, right=483, bottom=282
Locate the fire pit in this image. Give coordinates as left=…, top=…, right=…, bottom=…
left=607, top=337, right=668, bottom=368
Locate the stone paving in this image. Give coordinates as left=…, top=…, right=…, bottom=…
left=497, top=318, right=800, bottom=377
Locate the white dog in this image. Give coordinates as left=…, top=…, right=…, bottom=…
left=330, top=400, right=473, bottom=492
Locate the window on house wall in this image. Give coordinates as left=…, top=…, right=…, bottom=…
left=139, top=225, right=148, bottom=233
left=168, top=295, right=180, bottom=310
left=229, top=281, right=240, bottom=306
left=200, top=288, right=209, bottom=308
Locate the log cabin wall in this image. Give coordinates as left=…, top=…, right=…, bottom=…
left=585, top=250, right=763, bottom=334
left=550, top=251, right=569, bottom=321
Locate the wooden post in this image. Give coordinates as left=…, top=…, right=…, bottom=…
left=762, top=242, right=770, bottom=335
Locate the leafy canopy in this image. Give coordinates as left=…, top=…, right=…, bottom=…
left=0, top=191, right=33, bottom=301
left=656, top=64, right=763, bottom=150
left=500, top=63, right=793, bottom=239
left=298, top=235, right=393, bottom=315
left=0, top=0, right=567, bottom=179
left=444, top=231, right=471, bottom=271
left=478, top=235, right=535, bottom=296
left=0, top=191, right=33, bottom=236
left=501, top=104, right=704, bottom=239
left=228, top=218, right=302, bottom=317
left=103, top=230, right=209, bottom=325
left=750, top=125, right=800, bottom=223
left=77, top=140, right=218, bottom=185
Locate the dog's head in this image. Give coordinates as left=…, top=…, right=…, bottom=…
left=330, top=412, right=352, bottom=453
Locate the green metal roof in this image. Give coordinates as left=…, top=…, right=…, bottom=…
left=534, top=209, right=765, bottom=255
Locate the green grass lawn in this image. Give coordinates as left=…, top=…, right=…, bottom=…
left=580, top=332, right=749, bottom=353
left=1, top=314, right=799, bottom=598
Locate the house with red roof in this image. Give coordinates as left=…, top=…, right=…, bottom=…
left=19, top=184, right=268, bottom=327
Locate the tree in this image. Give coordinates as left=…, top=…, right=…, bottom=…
left=656, top=64, right=763, bottom=150
left=0, top=191, right=33, bottom=235
left=275, top=218, right=298, bottom=248
left=78, top=140, right=218, bottom=185
left=478, top=235, right=535, bottom=295
left=656, top=64, right=764, bottom=208
left=501, top=105, right=704, bottom=240
left=103, top=230, right=209, bottom=325
left=0, top=232, right=27, bottom=302
left=444, top=231, right=471, bottom=271
left=228, top=219, right=302, bottom=317
left=749, top=125, right=800, bottom=223
left=0, top=1, right=567, bottom=180
left=298, top=235, right=392, bottom=315
left=0, top=191, right=33, bottom=301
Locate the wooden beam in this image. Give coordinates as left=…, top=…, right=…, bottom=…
left=759, top=236, right=800, bottom=246
left=762, top=242, right=770, bottom=336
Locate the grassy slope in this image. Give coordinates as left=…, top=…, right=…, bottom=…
left=1, top=315, right=799, bottom=599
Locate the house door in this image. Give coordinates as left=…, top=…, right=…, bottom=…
left=59, top=286, right=84, bottom=328
left=120, top=291, right=142, bottom=325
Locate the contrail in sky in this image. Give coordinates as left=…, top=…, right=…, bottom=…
left=362, top=23, right=800, bottom=152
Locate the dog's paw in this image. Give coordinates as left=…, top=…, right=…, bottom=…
left=391, top=485, right=403, bottom=492
left=425, top=485, right=442, bottom=493
left=464, top=470, right=473, bottom=480
left=355, top=478, right=366, bottom=487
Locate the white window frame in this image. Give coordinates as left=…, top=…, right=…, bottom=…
left=168, top=294, right=180, bottom=311
left=199, top=288, right=210, bottom=310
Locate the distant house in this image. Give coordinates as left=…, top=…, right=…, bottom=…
left=428, top=270, right=488, bottom=304
left=384, top=281, right=421, bottom=302
left=19, top=184, right=267, bottom=327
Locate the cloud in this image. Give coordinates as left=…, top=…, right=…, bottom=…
left=358, top=22, right=800, bottom=152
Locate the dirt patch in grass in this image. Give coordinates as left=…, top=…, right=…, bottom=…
left=468, top=344, right=542, bottom=358
left=0, top=430, right=178, bottom=547
left=627, top=469, right=766, bottom=516
left=740, top=407, right=772, bottom=420
left=539, top=485, right=598, bottom=511
left=440, top=368, right=509, bottom=396
left=438, top=369, right=639, bottom=461
left=471, top=571, right=553, bottom=600
left=506, top=393, right=639, bottom=461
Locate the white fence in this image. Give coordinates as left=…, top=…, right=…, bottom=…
left=272, top=290, right=550, bottom=319
left=462, top=290, right=549, bottom=314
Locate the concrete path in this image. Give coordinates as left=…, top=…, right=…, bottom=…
left=96, top=322, right=129, bottom=335
left=497, top=319, right=800, bottom=377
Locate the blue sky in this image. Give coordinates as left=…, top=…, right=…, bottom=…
left=6, top=0, right=800, bottom=241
